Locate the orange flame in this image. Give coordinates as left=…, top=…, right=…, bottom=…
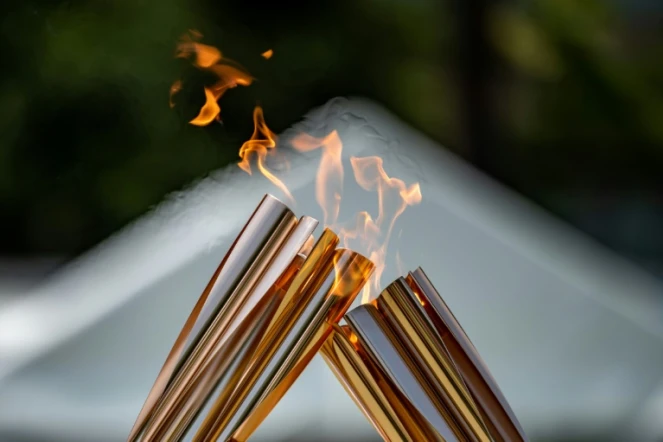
left=169, top=33, right=423, bottom=305
left=350, top=156, right=422, bottom=240
left=169, top=80, right=182, bottom=109
left=238, top=106, right=293, bottom=203
left=337, top=212, right=382, bottom=303
left=345, top=156, right=422, bottom=303
left=299, top=235, right=315, bottom=256
left=176, top=40, right=222, bottom=68
left=291, top=131, right=344, bottom=228
left=237, top=117, right=421, bottom=304
left=170, top=31, right=254, bottom=125
left=395, top=229, right=405, bottom=276
left=190, top=87, right=221, bottom=127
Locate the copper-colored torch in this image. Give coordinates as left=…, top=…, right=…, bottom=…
left=321, top=267, right=528, bottom=442
left=130, top=194, right=526, bottom=442
left=195, top=240, right=373, bottom=442
left=128, top=194, right=374, bottom=442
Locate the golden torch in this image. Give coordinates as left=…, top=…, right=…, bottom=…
left=128, top=194, right=373, bottom=442
left=128, top=195, right=526, bottom=442
left=322, top=268, right=528, bottom=442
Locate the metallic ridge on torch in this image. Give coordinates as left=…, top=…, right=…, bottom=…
left=407, top=269, right=528, bottom=442
left=377, top=278, right=490, bottom=441
left=145, top=216, right=319, bottom=441
left=129, top=194, right=374, bottom=442
left=230, top=249, right=374, bottom=441
left=129, top=194, right=299, bottom=442
left=130, top=193, right=525, bottom=442
left=346, top=304, right=459, bottom=442
left=195, top=233, right=374, bottom=442
left=322, top=267, right=528, bottom=442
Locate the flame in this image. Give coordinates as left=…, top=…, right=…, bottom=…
left=408, top=281, right=427, bottom=307
left=291, top=131, right=344, bottom=228
left=190, top=87, right=221, bottom=126
left=395, top=230, right=405, bottom=276
left=169, top=32, right=422, bottom=305
left=330, top=250, right=375, bottom=319
left=350, top=156, right=422, bottom=240
left=299, top=235, right=315, bottom=256
left=237, top=106, right=293, bottom=203
left=172, top=31, right=254, bottom=125
left=236, top=118, right=421, bottom=305
left=345, top=156, right=422, bottom=304
left=169, top=80, right=182, bottom=109
left=337, top=212, right=383, bottom=304
left=413, top=290, right=426, bottom=307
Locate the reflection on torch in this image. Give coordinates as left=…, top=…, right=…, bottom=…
left=321, top=268, right=529, bottom=442
left=128, top=195, right=374, bottom=442
left=128, top=195, right=302, bottom=441
left=197, top=243, right=374, bottom=442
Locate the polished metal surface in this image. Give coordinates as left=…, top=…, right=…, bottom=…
left=325, top=270, right=529, bottom=442
left=346, top=305, right=459, bottom=442
left=141, top=213, right=319, bottom=441
left=322, top=324, right=425, bottom=441
left=193, top=229, right=343, bottom=441
left=408, top=268, right=527, bottom=442
left=194, top=230, right=338, bottom=441
left=129, top=194, right=304, bottom=441
left=181, top=195, right=297, bottom=359
left=228, top=249, right=374, bottom=442
left=376, top=277, right=491, bottom=442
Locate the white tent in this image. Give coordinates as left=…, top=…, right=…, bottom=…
left=1, top=98, right=661, bottom=441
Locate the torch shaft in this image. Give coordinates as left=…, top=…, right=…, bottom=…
left=376, top=278, right=491, bottom=442
left=321, top=324, right=423, bottom=442
left=129, top=195, right=309, bottom=442
left=191, top=228, right=340, bottom=441
left=228, top=250, right=374, bottom=442
left=407, top=268, right=528, bottom=442
left=144, top=217, right=318, bottom=441
left=130, top=194, right=525, bottom=442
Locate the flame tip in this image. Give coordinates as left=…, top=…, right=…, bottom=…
left=170, top=35, right=422, bottom=306
left=175, top=34, right=253, bottom=125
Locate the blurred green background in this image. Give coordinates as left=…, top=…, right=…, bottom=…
left=1, top=0, right=662, bottom=277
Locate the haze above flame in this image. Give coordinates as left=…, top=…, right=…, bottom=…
left=170, top=33, right=422, bottom=303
